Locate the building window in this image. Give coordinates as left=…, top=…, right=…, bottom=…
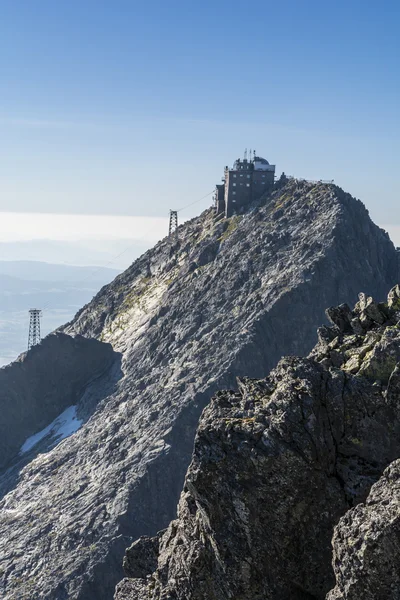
left=246, top=183, right=250, bottom=187
left=240, top=174, right=243, bottom=177
left=233, top=174, right=236, bottom=178
left=232, top=191, right=236, bottom=195
left=233, top=183, right=236, bottom=186
left=262, top=174, right=265, bottom=178
left=262, top=182, right=265, bottom=185
left=247, top=174, right=250, bottom=178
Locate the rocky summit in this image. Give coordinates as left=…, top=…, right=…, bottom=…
left=0, top=180, right=398, bottom=600
left=116, top=286, right=400, bottom=600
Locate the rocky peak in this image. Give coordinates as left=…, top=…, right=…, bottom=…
left=116, top=286, right=400, bottom=599
left=0, top=181, right=398, bottom=599
left=312, top=284, right=400, bottom=381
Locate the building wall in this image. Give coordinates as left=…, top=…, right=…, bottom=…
left=225, top=166, right=253, bottom=218
left=215, top=184, right=226, bottom=215
left=252, top=169, right=275, bottom=203
left=221, top=158, right=276, bottom=218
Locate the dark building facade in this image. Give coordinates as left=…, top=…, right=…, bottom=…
left=215, top=184, right=226, bottom=215
left=215, top=153, right=276, bottom=218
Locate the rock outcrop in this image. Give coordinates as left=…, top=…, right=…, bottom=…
left=0, top=180, right=398, bottom=599
left=328, top=459, right=400, bottom=600
left=116, top=287, right=400, bottom=600
left=0, top=333, right=116, bottom=471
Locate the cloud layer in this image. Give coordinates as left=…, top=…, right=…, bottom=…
left=0, top=212, right=169, bottom=243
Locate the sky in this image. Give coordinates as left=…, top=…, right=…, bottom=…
left=0, top=0, right=399, bottom=265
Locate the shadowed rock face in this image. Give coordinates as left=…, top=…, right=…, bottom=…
left=0, top=333, right=116, bottom=471
left=328, top=459, right=400, bottom=600
left=0, top=180, right=399, bottom=600
left=116, top=287, right=400, bottom=600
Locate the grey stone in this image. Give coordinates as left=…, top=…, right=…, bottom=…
left=118, top=288, right=400, bottom=600
left=327, top=459, right=400, bottom=600
left=0, top=333, right=117, bottom=471
left=0, top=180, right=399, bottom=599
left=326, top=303, right=353, bottom=333
left=123, top=536, right=160, bottom=579
left=388, top=283, right=400, bottom=309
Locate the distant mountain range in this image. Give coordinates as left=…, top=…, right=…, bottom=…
left=0, top=239, right=151, bottom=270
left=0, top=260, right=120, bottom=366
left=0, top=260, right=120, bottom=283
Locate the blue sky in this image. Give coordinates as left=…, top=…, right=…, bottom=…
left=0, top=0, right=399, bottom=249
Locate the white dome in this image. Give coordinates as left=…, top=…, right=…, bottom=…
left=254, top=156, right=269, bottom=165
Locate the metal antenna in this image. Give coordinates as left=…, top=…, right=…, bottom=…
left=28, top=309, right=42, bottom=350
left=244, top=148, right=247, bottom=161
left=169, top=210, right=178, bottom=238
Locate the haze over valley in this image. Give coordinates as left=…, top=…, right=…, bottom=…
left=0, top=260, right=120, bottom=365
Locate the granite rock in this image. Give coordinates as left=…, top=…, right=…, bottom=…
left=0, top=180, right=398, bottom=599
left=117, top=287, right=400, bottom=599
left=327, top=459, right=400, bottom=600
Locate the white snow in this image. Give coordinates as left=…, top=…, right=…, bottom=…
left=20, top=405, right=82, bottom=454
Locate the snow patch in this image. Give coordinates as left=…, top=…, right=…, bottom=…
left=20, top=406, right=82, bottom=454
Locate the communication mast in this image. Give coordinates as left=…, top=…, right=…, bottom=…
left=28, top=309, right=42, bottom=351
left=169, top=210, right=178, bottom=237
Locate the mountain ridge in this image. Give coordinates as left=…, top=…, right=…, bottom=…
left=0, top=179, right=398, bottom=599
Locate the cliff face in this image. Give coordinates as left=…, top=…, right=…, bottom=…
left=328, top=459, right=400, bottom=600
left=0, top=180, right=398, bottom=600
left=116, top=287, right=400, bottom=600
left=0, top=333, right=116, bottom=472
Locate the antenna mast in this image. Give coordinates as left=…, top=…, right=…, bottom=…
left=28, top=309, right=42, bottom=351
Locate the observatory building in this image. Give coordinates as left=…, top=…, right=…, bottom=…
left=215, top=151, right=276, bottom=218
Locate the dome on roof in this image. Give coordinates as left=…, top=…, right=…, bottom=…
left=254, top=156, right=270, bottom=165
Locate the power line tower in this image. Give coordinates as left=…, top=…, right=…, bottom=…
left=169, top=210, right=178, bottom=238
left=28, top=309, right=42, bottom=351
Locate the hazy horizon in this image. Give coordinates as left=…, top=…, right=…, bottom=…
left=0, top=1, right=398, bottom=270
left=0, top=0, right=398, bottom=253
left=0, top=212, right=398, bottom=272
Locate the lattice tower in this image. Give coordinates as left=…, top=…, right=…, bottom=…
left=169, top=210, right=178, bottom=237
left=28, top=309, right=42, bottom=350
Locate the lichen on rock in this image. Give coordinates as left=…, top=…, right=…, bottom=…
left=327, top=459, right=400, bottom=600
left=116, top=287, right=400, bottom=600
